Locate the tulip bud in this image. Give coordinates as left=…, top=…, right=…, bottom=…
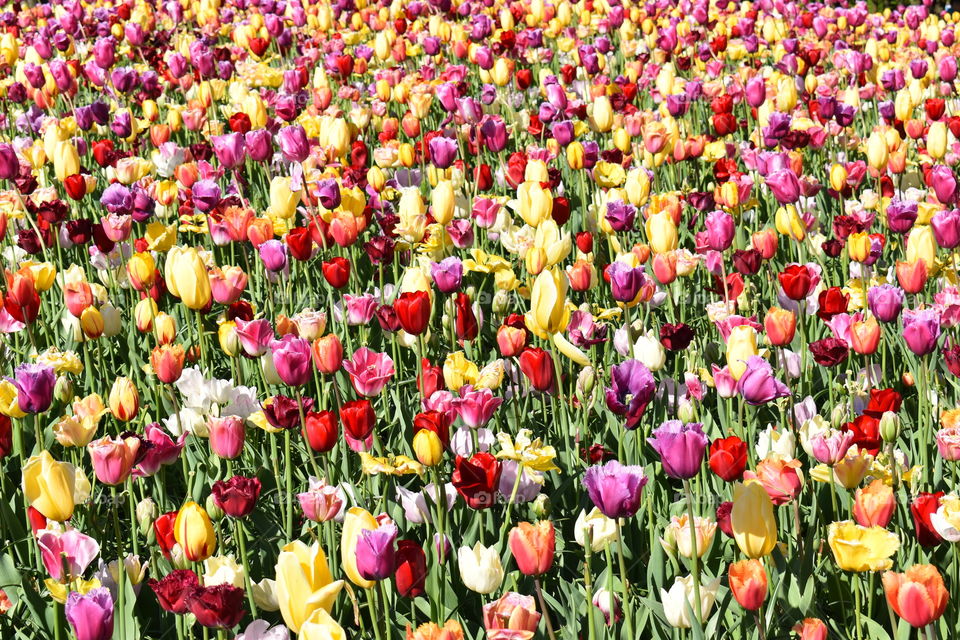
left=531, top=494, right=551, bottom=519
left=109, top=377, right=140, bottom=422
left=575, top=366, right=596, bottom=405
left=412, top=429, right=443, bottom=467
left=677, top=399, right=698, bottom=423
left=54, top=375, right=73, bottom=404
left=205, top=494, right=225, bottom=521
left=137, top=498, right=158, bottom=534
left=880, top=411, right=900, bottom=443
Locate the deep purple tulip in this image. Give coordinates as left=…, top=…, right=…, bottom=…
left=647, top=420, right=709, bottom=479
left=583, top=460, right=648, bottom=518
left=606, top=261, right=646, bottom=303
left=605, top=201, right=637, bottom=233
left=100, top=183, right=134, bottom=215
left=605, top=359, right=656, bottom=430
left=885, top=199, right=918, bottom=234
left=316, top=179, right=341, bottom=210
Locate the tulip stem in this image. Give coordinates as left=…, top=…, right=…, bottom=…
left=533, top=577, right=558, bottom=640
left=683, top=480, right=703, bottom=625
left=853, top=572, right=863, bottom=640
left=234, top=519, right=258, bottom=618
left=284, top=429, right=293, bottom=541
left=583, top=529, right=596, bottom=640
left=111, top=486, right=126, bottom=640
left=614, top=519, right=634, bottom=638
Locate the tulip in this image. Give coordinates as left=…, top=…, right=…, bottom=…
left=660, top=574, right=721, bottom=628
left=664, top=514, right=716, bottom=559
left=14, top=363, right=55, bottom=414
left=730, top=481, right=777, bottom=558
left=483, top=592, right=541, bottom=637
left=355, top=522, right=398, bottom=581
left=853, top=479, right=895, bottom=527
left=582, top=459, right=648, bottom=518
left=394, top=291, right=432, bottom=335
left=37, top=528, right=100, bottom=581
left=65, top=588, right=114, bottom=640
left=108, top=377, right=139, bottom=422
left=764, top=307, right=796, bottom=346
left=274, top=540, right=344, bottom=632
left=518, top=347, right=556, bottom=393
left=902, top=308, right=941, bottom=356
left=457, top=543, right=504, bottom=594
left=645, top=210, right=678, bottom=254
left=87, top=435, right=140, bottom=485
left=794, top=618, right=828, bottom=640
left=725, top=325, right=759, bottom=380
left=605, top=359, right=656, bottom=429
left=737, top=356, right=790, bottom=406
left=828, top=521, right=900, bottom=572
left=269, top=335, right=312, bottom=386
left=509, top=520, right=555, bottom=576
left=526, top=267, right=569, bottom=338
left=165, top=247, right=212, bottom=310
left=647, top=420, right=708, bottom=479
left=728, top=560, right=767, bottom=611
left=150, top=344, right=186, bottom=384
left=174, top=501, right=217, bottom=562
left=23, top=451, right=77, bottom=522
left=188, top=584, right=246, bottom=629
left=342, top=348, right=395, bottom=397
left=883, top=565, right=949, bottom=628
left=211, top=476, right=261, bottom=518
left=607, top=261, right=647, bottom=303
left=451, top=453, right=501, bottom=509
left=312, top=335, right=344, bottom=374
left=341, top=508, right=380, bottom=589
left=708, top=436, right=747, bottom=482
left=298, top=478, right=345, bottom=523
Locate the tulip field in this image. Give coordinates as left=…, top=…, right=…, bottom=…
left=11, top=0, right=960, bottom=639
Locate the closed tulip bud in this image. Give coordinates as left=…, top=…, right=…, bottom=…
left=218, top=321, right=239, bottom=357
left=850, top=316, right=881, bottom=355
left=730, top=480, right=777, bottom=558
left=751, top=229, right=778, bottom=259
left=312, top=334, right=344, bottom=374
left=150, top=344, right=186, bottom=384
left=133, top=298, right=158, bottom=333
left=412, top=429, right=444, bottom=467
left=592, top=96, right=613, bottom=132
left=53, top=141, right=80, bottom=182
left=204, top=494, right=224, bottom=521
left=928, top=121, right=948, bottom=160
left=566, top=141, right=584, bottom=170
left=726, top=325, right=759, bottom=380
left=906, top=226, right=937, bottom=270
left=517, top=181, right=553, bottom=227
left=108, top=377, right=139, bottom=422
left=208, top=416, right=245, bottom=459
left=880, top=411, right=900, bottom=443
left=829, top=163, right=848, bottom=192
left=613, top=128, right=631, bottom=153
left=165, top=247, right=212, bottom=310
left=866, top=131, right=889, bottom=171
left=173, top=501, right=216, bottom=562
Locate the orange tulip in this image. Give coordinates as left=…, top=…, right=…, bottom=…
left=793, top=618, right=827, bottom=640
left=508, top=520, right=555, bottom=576
left=764, top=308, right=796, bottom=347
left=853, top=479, right=895, bottom=528
left=850, top=316, right=881, bottom=355
left=150, top=344, right=186, bottom=384
left=728, top=559, right=767, bottom=611
left=896, top=260, right=927, bottom=294
left=882, top=565, right=948, bottom=628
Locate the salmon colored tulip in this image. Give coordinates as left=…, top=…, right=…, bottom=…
left=883, top=565, right=948, bottom=628
left=508, top=520, right=555, bottom=576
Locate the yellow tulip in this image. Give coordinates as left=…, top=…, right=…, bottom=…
left=299, top=609, right=346, bottom=640
left=725, top=325, right=759, bottom=381
left=525, top=266, right=570, bottom=339
left=829, top=163, right=848, bottom=192
left=866, top=130, right=889, bottom=171
left=108, top=377, right=139, bottom=422
left=442, top=351, right=479, bottom=391
left=275, top=540, right=344, bottom=633
left=517, top=181, right=553, bottom=227
left=341, top=507, right=379, bottom=589
left=53, top=141, right=80, bottom=182
left=22, top=451, right=77, bottom=522
left=431, top=180, right=455, bottom=226
left=827, top=521, right=899, bottom=572
left=774, top=205, right=805, bottom=241
left=730, top=481, right=777, bottom=558
left=592, top=95, right=614, bottom=132
left=645, top=210, right=678, bottom=254
left=625, top=168, right=650, bottom=207
left=165, top=247, right=212, bottom=310
left=566, top=141, right=584, bottom=170
left=533, top=219, right=571, bottom=267
left=847, top=232, right=871, bottom=262
left=906, top=224, right=937, bottom=267
left=0, top=379, right=25, bottom=418
left=928, top=121, right=948, bottom=160
left=413, top=429, right=444, bottom=466
left=174, top=501, right=217, bottom=562
left=267, top=176, right=301, bottom=220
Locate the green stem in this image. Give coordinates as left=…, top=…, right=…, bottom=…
left=683, top=480, right=703, bottom=625
left=614, top=519, right=634, bottom=638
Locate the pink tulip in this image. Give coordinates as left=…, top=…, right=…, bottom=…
left=342, top=347, right=395, bottom=397
left=87, top=435, right=140, bottom=485
left=38, top=528, right=100, bottom=581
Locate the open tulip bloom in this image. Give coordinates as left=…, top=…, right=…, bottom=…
left=9, top=2, right=960, bottom=640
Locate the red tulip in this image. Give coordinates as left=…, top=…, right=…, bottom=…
left=518, top=347, right=556, bottom=393
left=321, top=257, right=351, bottom=289
left=455, top=292, right=478, bottom=341
left=708, top=436, right=747, bottom=482
left=451, top=453, right=501, bottom=510
left=911, top=492, right=945, bottom=548
left=303, top=410, right=339, bottom=453
left=394, top=540, right=427, bottom=598
left=211, top=476, right=261, bottom=518
left=778, top=264, right=815, bottom=300
left=154, top=511, right=178, bottom=558
left=340, top=399, right=376, bottom=452
left=394, top=290, right=432, bottom=335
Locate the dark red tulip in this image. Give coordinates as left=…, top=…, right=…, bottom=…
left=211, top=476, right=262, bottom=518
left=149, top=570, right=199, bottom=614
left=451, top=452, right=501, bottom=510
left=188, top=584, right=246, bottom=628
left=809, top=337, right=849, bottom=367
left=455, top=292, right=478, bottom=341
left=816, top=287, right=850, bottom=321
left=394, top=540, right=427, bottom=598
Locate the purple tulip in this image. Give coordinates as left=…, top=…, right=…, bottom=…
left=316, top=179, right=341, bottom=210
left=191, top=179, right=221, bottom=213
left=100, top=183, right=134, bottom=215
left=736, top=356, right=790, bottom=406
left=109, top=111, right=133, bottom=139
left=931, top=208, right=960, bottom=249
left=211, top=133, right=246, bottom=170
left=14, top=364, right=55, bottom=414
left=705, top=210, right=735, bottom=251
left=428, top=136, right=458, bottom=169
left=65, top=588, right=114, bottom=640
left=929, top=165, right=957, bottom=205
left=647, top=420, right=709, bottom=479
left=902, top=308, right=942, bottom=356
left=940, top=56, right=958, bottom=82
left=867, top=284, right=905, bottom=323
left=93, top=37, right=116, bottom=68
left=583, top=459, right=648, bottom=518
left=269, top=335, right=312, bottom=386
left=277, top=124, right=310, bottom=163
left=355, top=522, right=398, bottom=581
left=885, top=199, right=918, bottom=234
left=245, top=129, right=273, bottom=163
left=480, top=115, right=507, bottom=152
left=605, top=359, right=656, bottom=430
left=0, top=143, right=20, bottom=180
left=607, top=261, right=646, bottom=303
left=259, top=239, right=288, bottom=272
left=431, top=257, right=464, bottom=294
left=551, top=120, right=575, bottom=147
left=605, top=201, right=637, bottom=233
left=766, top=169, right=801, bottom=204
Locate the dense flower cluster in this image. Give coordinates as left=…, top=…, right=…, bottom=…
left=5, top=0, right=960, bottom=638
